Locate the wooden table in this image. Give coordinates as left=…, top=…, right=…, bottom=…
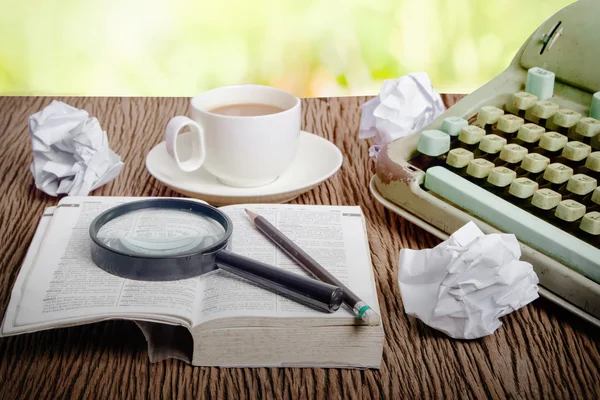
left=0, top=96, right=599, bottom=399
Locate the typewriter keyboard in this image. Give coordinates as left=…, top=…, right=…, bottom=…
left=412, top=89, right=600, bottom=283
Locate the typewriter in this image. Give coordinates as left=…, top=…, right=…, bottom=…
left=370, top=0, right=600, bottom=327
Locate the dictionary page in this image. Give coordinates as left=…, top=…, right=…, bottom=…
left=1, top=197, right=207, bottom=335
left=193, top=204, right=379, bottom=326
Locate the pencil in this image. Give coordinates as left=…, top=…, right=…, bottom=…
left=245, top=209, right=381, bottom=326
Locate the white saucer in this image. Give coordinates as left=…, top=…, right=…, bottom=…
left=145, top=131, right=343, bottom=206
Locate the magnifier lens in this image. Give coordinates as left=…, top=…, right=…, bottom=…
left=96, top=207, right=227, bottom=257
left=89, top=199, right=343, bottom=313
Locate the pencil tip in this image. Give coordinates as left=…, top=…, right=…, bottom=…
left=244, top=209, right=258, bottom=221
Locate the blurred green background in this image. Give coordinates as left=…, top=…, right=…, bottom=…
left=0, top=0, right=575, bottom=97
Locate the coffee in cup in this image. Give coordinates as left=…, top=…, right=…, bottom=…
left=165, top=84, right=301, bottom=188
left=208, top=103, right=286, bottom=116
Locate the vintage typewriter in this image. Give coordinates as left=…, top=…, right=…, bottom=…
left=370, top=0, right=600, bottom=327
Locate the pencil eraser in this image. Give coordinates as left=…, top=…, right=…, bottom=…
left=363, top=310, right=381, bottom=326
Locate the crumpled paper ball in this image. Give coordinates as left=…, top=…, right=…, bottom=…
left=28, top=100, right=124, bottom=196
left=359, top=72, right=446, bottom=157
left=398, top=222, right=539, bottom=339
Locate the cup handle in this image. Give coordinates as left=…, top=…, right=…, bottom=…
left=165, top=116, right=205, bottom=172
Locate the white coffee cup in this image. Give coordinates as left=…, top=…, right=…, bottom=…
left=165, top=84, right=301, bottom=188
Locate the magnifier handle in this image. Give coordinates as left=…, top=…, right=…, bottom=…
left=215, top=250, right=344, bottom=313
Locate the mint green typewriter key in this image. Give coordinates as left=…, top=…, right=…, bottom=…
left=511, top=92, right=538, bottom=111
left=552, top=109, right=582, bottom=130
left=531, top=188, right=562, bottom=210
left=458, top=125, right=486, bottom=147
left=531, top=100, right=559, bottom=120
left=580, top=212, right=600, bottom=235
left=566, top=174, right=597, bottom=196
left=441, top=117, right=468, bottom=136
left=478, top=134, right=507, bottom=159
left=446, top=148, right=474, bottom=169
left=417, top=130, right=450, bottom=157
left=476, top=106, right=504, bottom=128
left=575, top=117, right=600, bottom=139
left=590, top=92, right=600, bottom=120
left=487, top=166, right=516, bottom=188
left=525, top=67, right=555, bottom=101
left=466, top=158, right=495, bottom=179
left=496, top=114, right=524, bottom=135
left=499, top=144, right=528, bottom=164
left=509, top=177, right=539, bottom=199
left=555, top=200, right=586, bottom=222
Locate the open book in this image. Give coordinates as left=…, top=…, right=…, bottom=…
left=0, top=196, right=383, bottom=368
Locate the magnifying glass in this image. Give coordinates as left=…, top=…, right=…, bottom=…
left=88, top=199, right=343, bottom=313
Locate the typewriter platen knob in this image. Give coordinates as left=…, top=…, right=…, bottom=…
left=590, top=92, right=600, bottom=120
left=525, top=67, right=555, bottom=100
left=417, top=130, right=450, bottom=157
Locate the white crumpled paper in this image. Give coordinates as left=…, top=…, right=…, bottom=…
left=28, top=100, right=124, bottom=196
left=359, top=72, right=445, bottom=157
left=398, top=222, right=539, bottom=339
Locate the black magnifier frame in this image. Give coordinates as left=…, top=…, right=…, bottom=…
left=89, top=199, right=343, bottom=313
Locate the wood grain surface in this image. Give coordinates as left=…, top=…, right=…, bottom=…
left=0, top=95, right=599, bottom=399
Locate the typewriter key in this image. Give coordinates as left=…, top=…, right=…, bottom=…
left=580, top=211, right=600, bottom=234
left=496, top=144, right=528, bottom=166
left=475, top=106, right=504, bottom=132
left=552, top=109, right=581, bottom=135
left=531, top=188, right=562, bottom=224
left=486, top=166, right=516, bottom=195
left=412, top=130, right=451, bottom=170
left=555, top=199, right=586, bottom=221
left=516, top=153, right=550, bottom=180
left=458, top=125, right=486, bottom=151
left=477, top=134, right=506, bottom=160
left=532, top=188, right=562, bottom=209
left=580, top=212, right=600, bottom=246
left=441, top=116, right=468, bottom=146
left=509, top=177, right=539, bottom=208
left=496, top=114, right=524, bottom=137
left=561, top=174, right=598, bottom=203
left=446, top=148, right=474, bottom=175
left=580, top=152, right=600, bottom=181
left=574, top=117, right=600, bottom=144
left=531, top=100, right=559, bottom=127
left=510, top=92, right=538, bottom=118
left=538, top=163, right=573, bottom=191
left=552, top=199, right=587, bottom=234
left=515, top=123, right=545, bottom=149
left=466, top=159, right=495, bottom=183
left=556, top=141, right=592, bottom=168
left=536, top=132, right=568, bottom=157
left=591, top=188, right=600, bottom=212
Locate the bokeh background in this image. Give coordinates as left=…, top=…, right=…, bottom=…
left=0, top=0, right=575, bottom=97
